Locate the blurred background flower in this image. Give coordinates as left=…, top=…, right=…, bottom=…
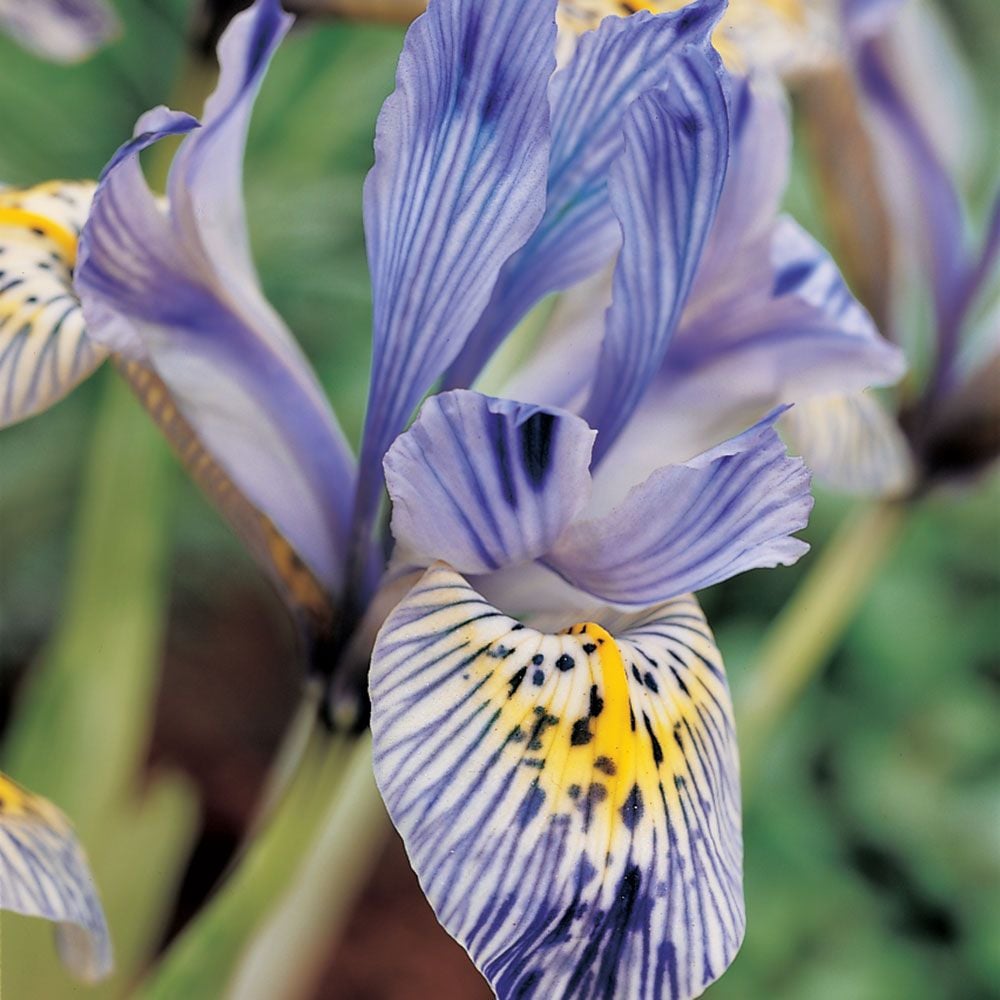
left=0, top=0, right=120, bottom=63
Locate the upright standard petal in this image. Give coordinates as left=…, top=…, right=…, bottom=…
left=76, top=0, right=356, bottom=594
left=516, top=77, right=903, bottom=501
left=0, top=181, right=107, bottom=426
left=547, top=413, right=812, bottom=607
left=371, top=564, right=743, bottom=1000
left=695, top=75, right=789, bottom=291
left=0, top=0, right=119, bottom=62
left=0, top=772, right=111, bottom=982
left=583, top=54, right=730, bottom=460
left=443, top=0, right=726, bottom=390
left=384, top=390, right=595, bottom=574
left=671, top=72, right=904, bottom=392
left=356, top=0, right=557, bottom=533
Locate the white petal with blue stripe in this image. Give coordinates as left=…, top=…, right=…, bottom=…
left=370, top=563, right=744, bottom=1000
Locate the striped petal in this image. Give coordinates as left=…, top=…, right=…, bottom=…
left=663, top=216, right=906, bottom=409
left=0, top=181, right=107, bottom=426
left=583, top=55, right=730, bottom=461
left=443, top=0, right=726, bottom=391
left=548, top=412, right=812, bottom=607
left=781, top=392, right=915, bottom=498
left=0, top=0, right=119, bottom=62
left=356, top=0, right=557, bottom=538
left=371, top=564, right=743, bottom=1000
left=669, top=71, right=904, bottom=390
left=384, top=390, right=595, bottom=574
left=0, top=772, right=111, bottom=982
left=76, top=0, right=357, bottom=594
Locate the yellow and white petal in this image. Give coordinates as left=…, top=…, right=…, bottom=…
left=370, top=564, right=744, bottom=1000
left=0, top=181, right=107, bottom=426
left=0, top=771, right=111, bottom=981
left=781, top=391, right=915, bottom=498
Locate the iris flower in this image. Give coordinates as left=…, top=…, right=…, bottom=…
left=785, top=0, right=999, bottom=497
left=0, top=771, right=111, bottom=980
left=1, top=0, right=902, bottom=994
left=0, top=0, right=119, bottom=62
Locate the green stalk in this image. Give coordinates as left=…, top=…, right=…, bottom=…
left=227, top=736, right=387, bottom=1000
left=736, top=501, right=908, bottom=793
left=137, top=725, right=354, bottom=1000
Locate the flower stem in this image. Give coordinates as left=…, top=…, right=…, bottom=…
left=736, top=501, right=908, bottom=793
left=136, top=722, right=350, bottom=999
left=227, top=736, right=387, bottom=1000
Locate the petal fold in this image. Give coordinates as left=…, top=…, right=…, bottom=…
left=357, top=0, right=558, bottom=525
left=76, top=0, right=356, bottom=594
left=370, top=563, right=743, bottom=1000
left=0, top=182, right=107, bottom=426
left=547, top=412, right=813, bottom=606
left=384, top=389, right=595, bottom=575
left=0, top=772, right=111, bottom=982
left=582, top=52, right=730, bottom=459
left=443, top=0, right=727, bottom=391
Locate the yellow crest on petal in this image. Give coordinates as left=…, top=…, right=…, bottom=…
left=371, top=564, right=744, bottom=999
left=0, top=180, right=108, bottom=426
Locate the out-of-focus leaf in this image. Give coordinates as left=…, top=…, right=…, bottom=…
left=0, top=373, right=199, bottom=999
left=0, top=0, right=189, bottom=181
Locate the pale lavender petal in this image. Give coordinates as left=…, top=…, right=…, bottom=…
left=443, top=0, right=727, bottom=391
left=0, top=0, right=119, bottom=62
left=384, top=390, right=595, bottom=574
left=583, top=51, right=730, bottom=461
left=356, top=0, right=558, bottom=545
left=693, top=74, right=790, bottom=300
left=76, top=0, right=356, bottom=592
left=671, top=217, right=906, bottom=397
left=547, top=411, right=812, bottom=607
left=590, top=216, right=904, bottom=509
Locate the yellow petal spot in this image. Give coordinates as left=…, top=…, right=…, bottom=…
left=0, top=206, right=79, bottom=266
left=0, top=772, right=68, bottom=830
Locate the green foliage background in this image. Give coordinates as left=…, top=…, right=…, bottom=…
left=0, top=1, right=997, bottom=997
